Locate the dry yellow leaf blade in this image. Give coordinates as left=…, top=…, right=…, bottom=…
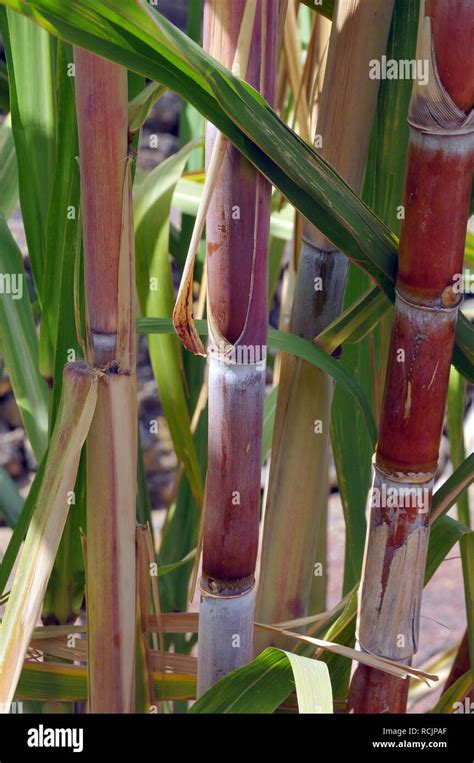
left=172, top=0, right=259, bottom=356
left=256, top=623, right=438, bottom=685
left=0, top=362, right=99, bottom=712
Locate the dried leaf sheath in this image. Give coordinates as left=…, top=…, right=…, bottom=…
left=172, top=0, right=260, bottom=356
left=349, top=0, right=474, bottom=713
left=197, top=0, right=280, bottom=694
left=0, top=363, right=99, bottom=711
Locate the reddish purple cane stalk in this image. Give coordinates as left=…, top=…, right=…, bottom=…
left=349, top=0, right=474, bottom=713
left=198, top=0, right=281, bottom=694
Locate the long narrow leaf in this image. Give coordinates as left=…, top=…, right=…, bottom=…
left=0, top=116, right=19, bottom=220
left=0, top=466, right=23, bottom=528
left=134, top=141, right=204, bottom=504
left=0, top=215, right=49, bottom=459
left=190, top=647, right=332, bottom=714
left=16, top=662, right=197, bottom=703
left=0, top=5, right=56, bottom=298
left=460, top=533, right=474, bottom=683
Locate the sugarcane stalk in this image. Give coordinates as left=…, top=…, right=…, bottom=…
left=349, top=0, right=474, bottom=713
left=74, top=49, right=137, bottom=712
left=74, top=51, right=129, bottom=364
left=196, top=0, right=281, bottom=695
left=256, top=0, right=394, bottom=648
left=85, top=372, right=137, bottom=712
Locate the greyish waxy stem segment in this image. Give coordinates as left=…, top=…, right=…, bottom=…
left=256, top=0, right=394, bottom=649
left=198, top=588, right=255, bottom=695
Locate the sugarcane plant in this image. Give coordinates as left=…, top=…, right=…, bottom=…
left=173, top=0, right=282, bottom=694
left=0, top=48, right=138, bottom=714
left=0, top=0, right=473, bottom=717
left=349, top=0, right=474, bottom=713
left=74, top=50, right=137, bottom=713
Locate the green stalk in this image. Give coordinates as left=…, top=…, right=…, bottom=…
left=448, top=347, right=473, bottom=701
left=447, top=367, right=469, bottom=527
left=74, top=48, right=137, bottom=712
left=256, top=0, right=394, bottom=646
